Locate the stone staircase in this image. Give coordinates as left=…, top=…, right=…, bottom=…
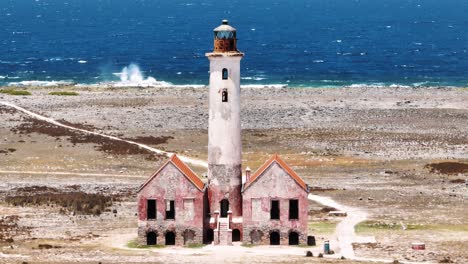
left=216, top=217, right=232, bottom=245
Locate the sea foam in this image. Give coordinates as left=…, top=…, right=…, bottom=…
left=109, top=64, right=172, bottom=87
left=8, top=80, right=75, bottom=87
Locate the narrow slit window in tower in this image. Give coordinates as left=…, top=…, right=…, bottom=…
left=147, top=199, right=156, bottom=220
left=289, top=199, right=299, bottom=220
left=165, top=200, right=175, bottom=220
left=222, top=89, right=228, bottom=102
left=270, top=200, right=280, bottom=220
left=222, top=68, right=228, bottom=79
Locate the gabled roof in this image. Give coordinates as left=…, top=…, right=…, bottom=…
left=138, top=154, right=205, bottom=192
left=243, top=154, right=308, bottom=192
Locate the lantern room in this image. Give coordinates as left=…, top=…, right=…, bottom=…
left=213, top=20, right=237, bottom=53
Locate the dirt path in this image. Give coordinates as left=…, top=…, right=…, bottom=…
left=0, top=170, right=147, bottom=178
left=308, top=194, right=374, bottom=259
left=0, top=101, right=207, bottom=168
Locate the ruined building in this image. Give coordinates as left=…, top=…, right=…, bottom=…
left=137, top=20, right=310, bottom=246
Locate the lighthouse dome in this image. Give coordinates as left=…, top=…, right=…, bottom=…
left=213, top=20, right=238, bottom=52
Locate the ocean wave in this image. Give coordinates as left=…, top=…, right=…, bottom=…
left=241, top=84, right=287, bottom=89
left=241, top=76, right=267, bottom=81
left=108, top=63, right=173, bottom=87
left=8, top=80, right=75, bottom=87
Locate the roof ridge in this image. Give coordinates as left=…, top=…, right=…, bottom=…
left=243, top=154, right=308, bottom=192
left=138, top=154, right=205, bottom=192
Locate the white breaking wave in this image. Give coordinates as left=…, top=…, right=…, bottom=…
left=8, top=80, right=75, bottom=87
left=241, top=84, right=287, bottom=89
left=241, top=76, right=267, bottom=81
left=108, top=63, right=172, bottom=87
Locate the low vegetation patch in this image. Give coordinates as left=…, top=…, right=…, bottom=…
left=48, top=91, right=79, bottom=96
left=241, top=243, right=255, bottom=247
left=308, top=221, right=337, bottom=234
left=185, top=243, right=204, bottom=248
left=127, top=239, right=165, bottom=249
left=11, top=117, right=164, bottom=160
left=425, top=162, right=468, bottom=175
left=125, top=135, right=174, bottom=145
left=0, top=89, right=31, bottom=96
left=355, top=220, right=468, bottom=233
left=0, top=215, right=30, bottom=243
left=5, top=186, right=114, bottom=216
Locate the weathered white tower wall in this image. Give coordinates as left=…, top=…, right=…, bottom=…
left=207, top=55, right=242, bottom=165
left=206, top=20, right=244, bottom=218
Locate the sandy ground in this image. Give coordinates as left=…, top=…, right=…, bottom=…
left=0, top=85, right=467, bottom=263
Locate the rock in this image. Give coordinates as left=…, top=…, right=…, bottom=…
left=318, top=253, right=323, bottom=258
left=439, top=256, right=453, bottom=263
left=305, top=251, right=313, bottom=257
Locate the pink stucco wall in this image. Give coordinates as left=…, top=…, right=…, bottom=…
left=137, top=162, right=205, bottom=245
left=242, top=162, right=308, bottom=244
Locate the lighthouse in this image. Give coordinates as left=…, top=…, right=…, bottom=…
left=137, top=20, right=310, bottom=247
left=206, top=20, right=244, bottom=220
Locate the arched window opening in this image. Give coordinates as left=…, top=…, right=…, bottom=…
left=222, top=68, right=228, bottom=80
left=222, top=89, right=228, bottom=102
left=270, top=231, right=280, bottom=245
left=146, top=231, right=157, bottom=245
left=165, top=231, right=176, bottom=245
left=232, top=229, right=241, bottom=242
left=289, top=232, right=299, bottom=245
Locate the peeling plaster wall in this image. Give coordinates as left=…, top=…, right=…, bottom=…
left=208, top=164, right=242, bottom=216
left=242, top=163, right=309, bottom=245
left=137, top=163, right=204, bottom=246
left=207, top=54, right=243, bottom=217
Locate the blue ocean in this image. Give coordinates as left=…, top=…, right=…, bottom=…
left=0, top=0, right=467, bottom=88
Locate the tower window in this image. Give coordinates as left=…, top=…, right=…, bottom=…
left=289, top=199, right=299, bottom=220
left=270, top=200, right=280, bottom=220
left=222, top=68, right=228, bottom=80
left=165, top=200, right=175, bottom=220
left=222, top=89, right=228, bottom=102
left=147, top=199, right=156, bottom=220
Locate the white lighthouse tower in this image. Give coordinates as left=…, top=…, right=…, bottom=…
left=206, top=20, right=244, bottom=221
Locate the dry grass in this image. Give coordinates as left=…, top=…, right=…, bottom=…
left=0, top=89, right=31, bottom=96
left=5, top=187, right=114, bottom=216
left=425, top=162, right=468, bottom=175
left=49, top=91, right=79, bottom=96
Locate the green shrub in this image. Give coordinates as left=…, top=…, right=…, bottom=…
left=126, top=239, right=165, bottom=249
left=0, top=89, right=31, bottom=96
left=185, top=243, right=204, bottom=248
left=48, top=91, right=79, bottom=96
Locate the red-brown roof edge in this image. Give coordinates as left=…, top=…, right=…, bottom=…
left=137, top=154, right=205, bottom=192
left=243, top=154, right=308, bottom=192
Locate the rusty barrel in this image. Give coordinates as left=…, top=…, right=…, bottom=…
left=411, top=242, right=425, bottom=250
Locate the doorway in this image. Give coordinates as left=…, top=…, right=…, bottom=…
left=220, top=199, right=229, bottom=217
left=289, top=232, right=299, bottom=245
left=232, top=229, right=241, bottom=242
left=146, top=231, right=157, bottom=245
left=270, top=231, right=280, bottom=245
left=165, top=231, right=176, bottom=245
